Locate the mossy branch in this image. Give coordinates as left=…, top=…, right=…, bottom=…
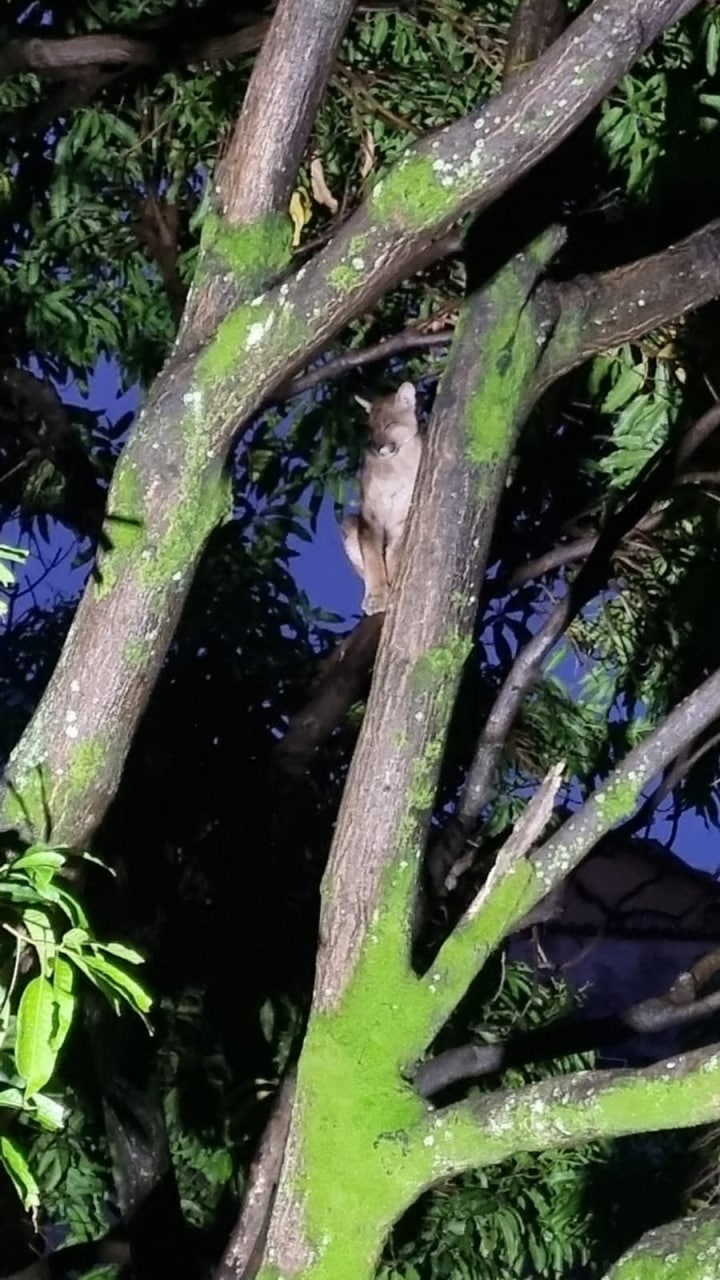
left=419, top=664, right=720, bottom=1054
left=312, top=230, right=563, bottom=1009
left=601, top=1210, right=720, bottom=1279
left=405, top=1043, right=720, bottom=1188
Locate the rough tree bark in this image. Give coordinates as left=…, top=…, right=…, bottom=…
left=3, top=0, right=720, bottom=1278
left=277, top=212, right=720, bottom=777
left=0, top=0, right=700, bottom=846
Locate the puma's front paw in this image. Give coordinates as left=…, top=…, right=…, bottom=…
left=362, top=591, right=388, bottom=616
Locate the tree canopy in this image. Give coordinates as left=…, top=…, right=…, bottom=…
left=3, top=1, right=720, bottom=1278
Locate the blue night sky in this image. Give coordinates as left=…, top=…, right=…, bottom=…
left=5, top=359, right=719, bottom=880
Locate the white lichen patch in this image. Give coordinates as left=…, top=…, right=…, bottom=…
left=182, top=389, right=203, bottom=413
left=250, top=293, right=266, bottom=307
left=351, top=257, right=365, bottom=270
left=247, top=314, right=275, bottom=347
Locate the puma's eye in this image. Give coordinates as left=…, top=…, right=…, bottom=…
left=378, top=443, right=397, bottom=456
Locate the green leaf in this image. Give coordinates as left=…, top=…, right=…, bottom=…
left=94, top=940, right=145, bottom=964
left=27, top=1090, right=66, bottom=1130
left=13, top=908, right=56, bottom=977
left=601, top=366, right=644, bottom=413
left=0, top=1087, right=24, bottom=1109
left=61, top=928, right=91, bottom=950
left=49, top=957, right=75, bottom=1056
left=15, top=976, right=60, bottom=1097
left=0, top=1135, right=40, bottom=1213
left=10, top=849, right=67, bottom=874
left=371, top=12, right=389, bottom=50
left=81, top=952, right=152, bottom=1015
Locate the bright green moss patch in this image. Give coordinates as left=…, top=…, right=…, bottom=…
left=66, top=739, right=106, bottom=800
left=608, top=1217, right=720, bottom=1279
left=410, top=631, right=471, bottom=694
left=198, top=299, right=273, bottom=384
left=370, top=154, right=454, bottom=228
left=464, top=298, right=533, bottom=468
left=293, top=862, right=441, bottom=1278
left=139, top=466, right=230, bottom=590
left=124, top=635, right=154, bottom=668
left=464, top=228, right=565, bottom=472
left=595, top=773, right=642, bottom=823
left=94, top=457, right=146, bottom=599
left=0, top=761, right=52, bottom=842
left=328, top=261, right=364, bottom=291
left=197, top=287, right=306, bottom=388
left=200, top=210, right=292, bottom=286
left=425, top=856, right=538, bottom=1030
left=1, top=737, right=107, bottom=845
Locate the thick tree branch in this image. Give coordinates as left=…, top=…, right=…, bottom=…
left=536, top=217, right=720, bottom=396
left=216, top=1071, right=296, bottom=1280
left=411, top=1042, right=720, bottom=1183
left=422, top=656, right=720, bottom=1041
left=260, top=225, right=567, bottom=1277
left=600, top=1211, right=720, bottom=1280
left=1, top=0, right=702, bottom=848
left=0, top=4, right=405, bottom=82
left=310, top=228, right=565, bottom=1009
left=214, top=0, right=355, bottom=224
left=0, top=0, right=351, bottom=843
left=206, top=0, right=703, bottom=417
left=275, top=615, right=382, bottom=776
left=415, top=944, right=720, bottom=1096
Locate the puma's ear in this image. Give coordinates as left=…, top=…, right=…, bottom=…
left=395, top=382, right=416, bottom=409
left=354, top=394, right=372, bottom=413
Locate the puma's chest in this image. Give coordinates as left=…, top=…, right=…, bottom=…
left=361, top=437, right=422, bottom=528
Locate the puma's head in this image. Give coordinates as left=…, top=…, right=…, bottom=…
left=355, top=382, right=418, bottom=452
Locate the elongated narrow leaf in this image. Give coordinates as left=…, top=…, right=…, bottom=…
left=10, top=849, right=66, bottom=873
left=94, top=941, right=145, bottom=965
left=61, top=928, right=91, bottom=950
left=15, top=976, right=59, bottom=1097
left=0, top=1135, right=40, bottom=1212
left=50, top=957, right=75, bottom=1055
left=83, top=952, right=152, bottom=1014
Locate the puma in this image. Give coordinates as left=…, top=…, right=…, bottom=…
left=341, top=381, right=422, bottom=615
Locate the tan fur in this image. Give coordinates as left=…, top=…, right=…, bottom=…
left=341, top=381, right=422, bottom=615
